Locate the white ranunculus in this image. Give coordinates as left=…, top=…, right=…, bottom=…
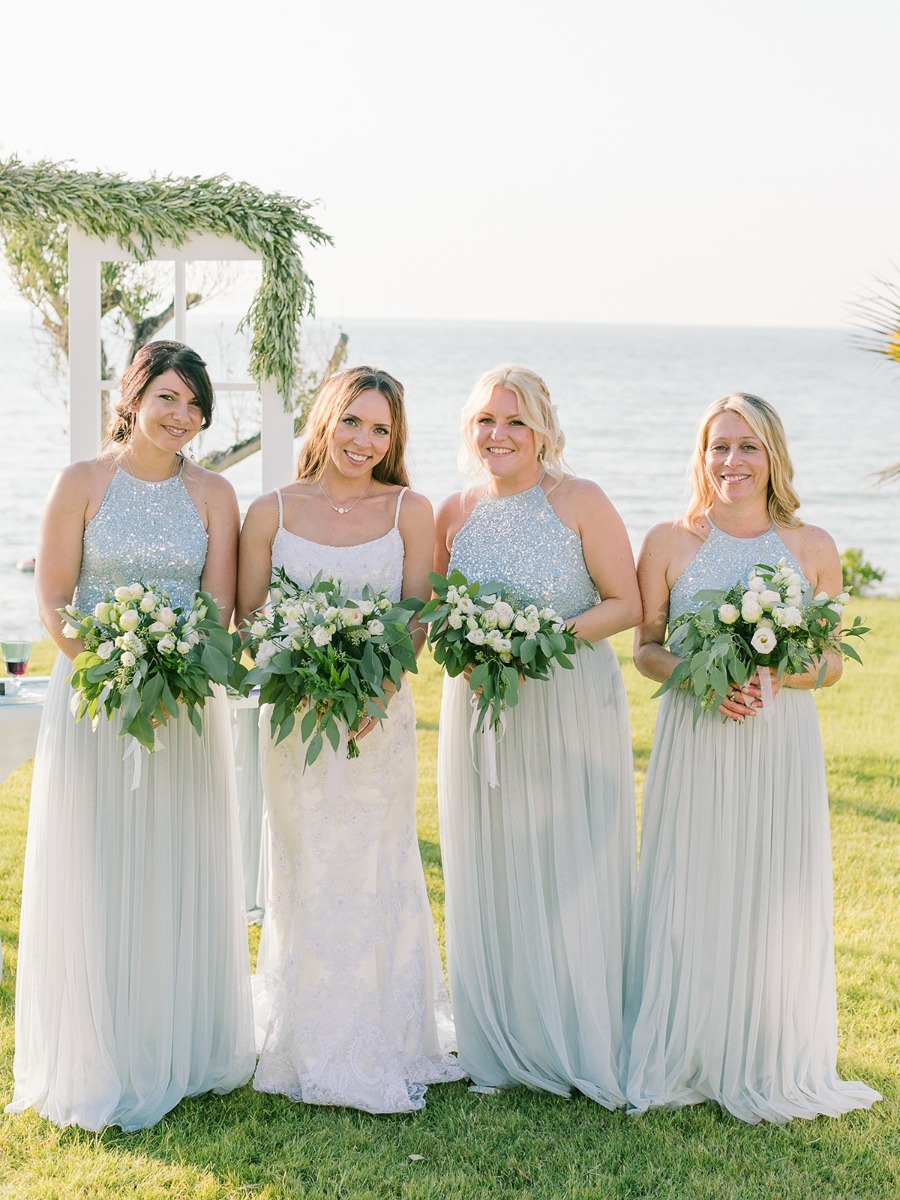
left=774, top=605, right=802, bottom=628
left=312, top=626, right=333, bottom=647
left=96, top=640, right=115, bottom=659
left=466, top=628, right=486, bottom=646
left=759, top=589, right=781, bottom=611
left=139, top=593, right=158, bottom=613
left=157, top=607, right=177, bottom=628
left=118, top=609, right=141, bottom=632
left=158, top=634, right=176, bottom=653
left=718, top=603, right=740, bottom=625
left=481, top=610, right=499, bottom=630
left=492, top=601, right=515, bottom=628
left=751, top=627, right=778, bottom=654
left=120, top=650, right=137, bottom=668
left=368, top=620, right=385, bottom=636
left=447, top=612, right=463, bottom=629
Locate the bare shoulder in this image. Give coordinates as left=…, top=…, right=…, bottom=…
left=185, top=460, right=236, bottom=501
left=242, top=489, right=281, bottom=526
left=435, top=490, right=466, bottom=527
left=779, top=522, right=840, bottom=588
left=397, top=487, right=433, bottom=519
left=641, top=520, right=694, bottom=553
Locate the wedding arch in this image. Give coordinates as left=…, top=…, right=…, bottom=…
left=0, top=157, right=331, bottom=488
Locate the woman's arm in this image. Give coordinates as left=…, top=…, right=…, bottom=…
left=776, top=524, right=845, bottom=691
left=34, top=463, right=96, bottom=659
left=198, top=471, right=240, bottom=627
left=398, top=490, right=436, bottom=655
left=235, top=492, right=279, bottom=636
left=553, top=479, right=642, bottom=643
left=433, top=492, right=465, bottom=578
left=632, top=523, right=683, bottom=684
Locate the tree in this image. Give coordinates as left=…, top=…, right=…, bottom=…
left=0, top=158, right=346, bottom=468
left=852, top=266, right=900, bottom=482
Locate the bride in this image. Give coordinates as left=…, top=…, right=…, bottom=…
left=236, top=364, right=464, bottom=1113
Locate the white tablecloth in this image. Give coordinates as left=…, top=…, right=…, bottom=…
left=0, top=680, right=268, bottom=922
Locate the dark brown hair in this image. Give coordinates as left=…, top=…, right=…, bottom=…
left=105, top=340, right=215, bottom=445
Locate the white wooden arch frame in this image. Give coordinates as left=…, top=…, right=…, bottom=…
left=68, top=227, right=295, bottom=489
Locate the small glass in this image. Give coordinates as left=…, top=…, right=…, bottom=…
left=1, top=639, right=32, bottom=698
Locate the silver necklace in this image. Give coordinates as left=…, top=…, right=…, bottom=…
left=318, top=477, right=373, bottom=515
left=118, top=450, right=181, bottom=481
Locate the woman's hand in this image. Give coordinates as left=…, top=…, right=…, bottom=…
left=717, top=668, right=784, bottom=721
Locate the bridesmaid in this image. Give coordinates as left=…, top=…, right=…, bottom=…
left=624, top=392, right=882, bottom=1123
left=7, top=341, right=254, bottom=1131
left=236, top=365, right=464, bottom=1113
left=435, top=364, right=641, bottom=1104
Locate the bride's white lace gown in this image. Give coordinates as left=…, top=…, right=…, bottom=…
left=251, top=489, right=464, bottom=1113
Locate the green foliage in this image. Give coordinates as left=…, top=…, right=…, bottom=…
left=841, top=547, right=887, bottom=597
left=0, top=157, right=332, bottom=401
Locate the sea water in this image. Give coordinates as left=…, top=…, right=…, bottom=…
left=1, top=310, right=897, bottom=634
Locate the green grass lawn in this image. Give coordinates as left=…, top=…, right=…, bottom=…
left=1, top=600, right=897, bottom=1199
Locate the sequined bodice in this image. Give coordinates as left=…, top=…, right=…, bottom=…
left=75, top=465, right=208, bottom=611
left=272, top=489, right=406, bottom=601
left=668, top=519, right=807, bottom=647
left=449, top=482, right=599, bottom=619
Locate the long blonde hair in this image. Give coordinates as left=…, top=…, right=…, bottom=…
left=295, top=365, right=409, bottom=486
left=684, top=392, right=802, bottom=530
left=458, top=364, right=569, bottom=485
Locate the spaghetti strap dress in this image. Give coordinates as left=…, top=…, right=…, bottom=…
left=252, top=487, right=464, bottom=1113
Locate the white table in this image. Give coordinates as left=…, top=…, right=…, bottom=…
left=0, top=680, right=268, bottom=922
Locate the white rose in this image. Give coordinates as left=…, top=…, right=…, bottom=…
left=378, top=598, right=391, bottom=611
left=312, top=626, right=333, bottom=647
left=774, top=605, right=802, bottom=629
left=447, top=612, right=463, bottom=629
left=255, top=641, right=277, bottom=666
left=836, top=591, right=850, bottom=605
left=341, top=607, right=364, bottom=627
left=158, top=634, right=176, bottom=653
left=485, top=629, right=504, bottom=650
left=118, top=609, right=141, bottom=632
left=323, top=606, right=341, bottom=622
left=96, top=640, right=115, bottom=659
left=94, top=601, right=109, bottom=618
left=496, top=637, right=512, bottom=653
left=786, top=585, right=803, bottom=603
left=759, top=589, right=781, bottom=611
left=481, top=610, right=500, bottom=631
left=741, top=594, right=763, bottom=623
left=750, top=627, right=778, bottom=654
left=250, top=621, right=268, bottom=639
left=62, top=623, right=79, bottom=639
left=367, top=620, right=385, bottom=636
left=128, top=584, right=145, bottom=601
left=157, top=607, right=177, bottom=628
left=139, top=593, right=158, bottom=613
left=717, top=603, right=740, bottom=625
left=120, top=650, right=137, bottom=668
left=148, top=621, right=169, bottom=636
left=748, top=576, right=767, bottom=594
left=184, top=629, right=201, bottom=646
left=176, top=640, right=191, bottom=655
left=492, top=601, right=515, bottom=629
left=113, top=586, right=132, bottom=602
left=466, top=628, right=486, bottom=646
left=358, top=599, right=375, bottom=615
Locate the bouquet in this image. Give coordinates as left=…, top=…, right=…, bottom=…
left=242, top=569, right=420, bottom=767
left=60, top=581, right=242, bottom=765
left=419, top=570, right=585, bottom=785
left=657, top=558, right=868, bottom=721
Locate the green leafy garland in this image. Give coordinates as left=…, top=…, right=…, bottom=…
left=0, top=156, right=332, bottom=401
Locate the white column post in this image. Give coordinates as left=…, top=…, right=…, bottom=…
left=260, top=380, right=295, bottom=490
left=174, top=259, right=187, bottom=342
left=67, top=229, right=103, bottom=462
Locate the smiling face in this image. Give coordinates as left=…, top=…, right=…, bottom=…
left=131, top=368, right=204, bottom=453
left=327, top=389, right=393, bottom=481
left=704, top=411, right=770, bottom=507
left=472, top=386, right=540, bottom=489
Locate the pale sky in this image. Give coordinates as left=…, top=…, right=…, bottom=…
left=2, top=0, right=899, bottom=327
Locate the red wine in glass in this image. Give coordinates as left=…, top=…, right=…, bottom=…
left=2, top=640, right=32, bottom=697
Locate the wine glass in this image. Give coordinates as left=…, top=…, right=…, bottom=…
left=1, top=639, right=32, bottom=698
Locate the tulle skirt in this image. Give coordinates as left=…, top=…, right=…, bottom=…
left=6, top=655, right=255, bottom=1131
left=624, top=689, right=882, bottom=1123
left=438, top=640, right=636, bottom=1106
